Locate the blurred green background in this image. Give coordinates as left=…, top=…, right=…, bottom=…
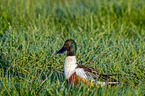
left=0, top=0, right=145, bottom=95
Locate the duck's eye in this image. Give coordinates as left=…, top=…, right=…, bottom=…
left=69, top=42, right=71, bottom=45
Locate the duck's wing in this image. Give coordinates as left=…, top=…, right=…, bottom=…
left=76, top=63, right=120, bottom=81
left=75, top=64, right=98, bottom=81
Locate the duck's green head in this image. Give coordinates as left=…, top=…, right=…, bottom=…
left=56, top=39, right=77, bottom=56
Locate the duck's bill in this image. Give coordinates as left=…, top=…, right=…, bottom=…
left=56, top=45, right=67, bottom=53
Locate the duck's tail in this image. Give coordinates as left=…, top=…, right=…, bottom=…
left=96, top=81, right=120, bottom=87
left=98, top=73, right=121, bottom=81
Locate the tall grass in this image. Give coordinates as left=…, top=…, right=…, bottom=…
left=0, top=0, right=145, bottom=95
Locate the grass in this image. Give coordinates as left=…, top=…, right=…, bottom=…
left=0, top=0, right=145, bottom=95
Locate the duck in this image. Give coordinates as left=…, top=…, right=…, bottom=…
left=56, top=39, right=120, bottom=86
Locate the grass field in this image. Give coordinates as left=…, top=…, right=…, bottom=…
left=0, top=0, right=145, bottom=95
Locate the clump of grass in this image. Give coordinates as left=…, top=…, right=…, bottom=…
left=0, top=0, right=145, bottom=95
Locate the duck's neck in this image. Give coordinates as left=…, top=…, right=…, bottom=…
left=67, top=51, right=76, bottom=56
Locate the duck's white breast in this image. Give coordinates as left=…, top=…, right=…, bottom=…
left=64, top=56, right=77, bottom=79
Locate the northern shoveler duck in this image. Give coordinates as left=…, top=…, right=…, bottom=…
left=56, top=39, right=120, bottom=86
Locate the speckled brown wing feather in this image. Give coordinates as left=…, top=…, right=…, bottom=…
left=76, top=63, right=120, bottom=81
